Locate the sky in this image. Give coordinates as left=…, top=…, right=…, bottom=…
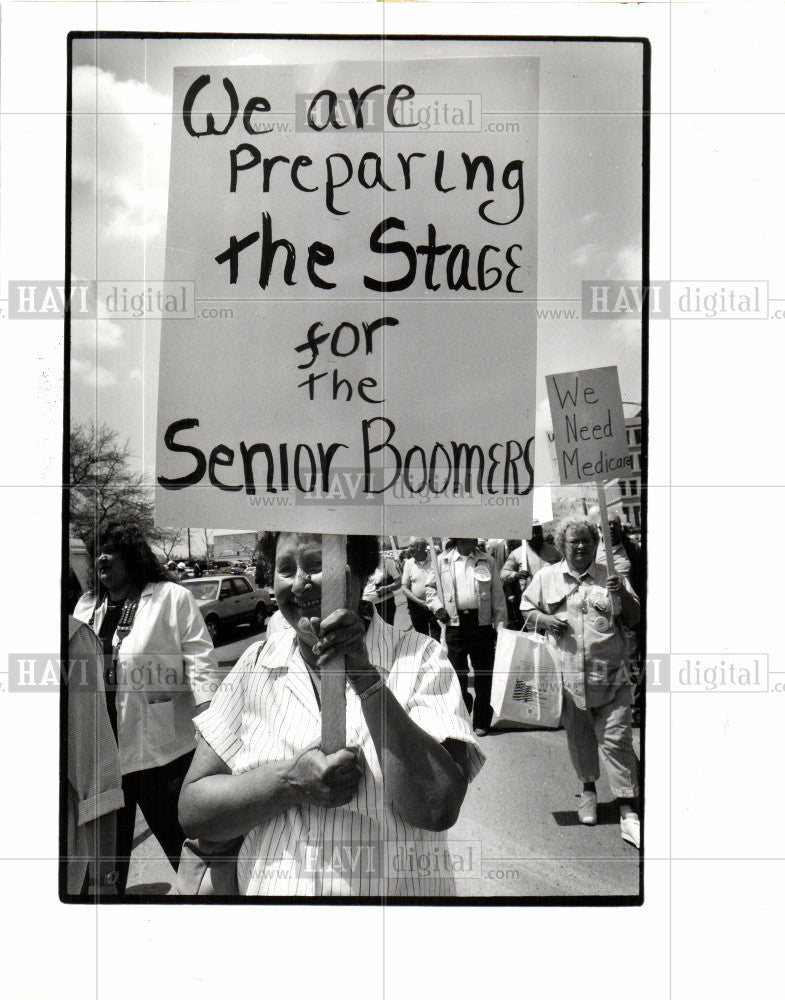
left=70, top=36, right=644, bottom=532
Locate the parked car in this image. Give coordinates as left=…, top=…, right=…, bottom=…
left=179, top=574, right=276, bottom=644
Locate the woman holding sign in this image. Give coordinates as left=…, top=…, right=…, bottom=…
left=179, top=532, right=483, bottom=896
left=520, top=518, right=641, bottom=849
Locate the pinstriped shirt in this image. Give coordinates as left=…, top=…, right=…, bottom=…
left=196, top=611, right=484, bottom=896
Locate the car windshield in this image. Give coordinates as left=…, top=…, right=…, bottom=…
left=180, top=580, right=219, bottom=601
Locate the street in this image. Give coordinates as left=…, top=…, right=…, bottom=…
left=449, top=726, right=640, bottom=897
left=126, top=606, right=641, bottom=899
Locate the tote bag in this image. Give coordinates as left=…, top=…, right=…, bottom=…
left=490, top=628, right=562, bottom=729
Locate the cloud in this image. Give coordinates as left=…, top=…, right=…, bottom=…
left=71, top=66, right=170, bottom=245
left=567, top=241, right=642, bottom=280
left=71, top=357, right=120, bottom=390
left=71, top=318, right=126, bottom=358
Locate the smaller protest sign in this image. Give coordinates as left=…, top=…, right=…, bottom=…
left=545, top=366, right=632, bottom=485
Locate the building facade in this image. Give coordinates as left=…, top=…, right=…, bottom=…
left=605, top=403, right=642, bottom=529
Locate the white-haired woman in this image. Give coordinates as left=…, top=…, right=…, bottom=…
left=520, top=518, right=641, bottom=849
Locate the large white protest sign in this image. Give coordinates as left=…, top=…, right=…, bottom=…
left=546, top=365, right=632, bottom=485
left=155, top=51, right=538, bottom=535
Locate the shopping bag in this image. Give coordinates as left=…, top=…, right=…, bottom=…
left=491, top=628, right=562, bottom=729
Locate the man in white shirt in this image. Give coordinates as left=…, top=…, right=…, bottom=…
left=426, top=538, right=507, bottom=736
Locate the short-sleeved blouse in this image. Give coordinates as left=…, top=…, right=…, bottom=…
left=196, top=611, right=484, bottom=896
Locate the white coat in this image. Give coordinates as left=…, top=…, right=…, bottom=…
left=74, top=581, right=220, bottom=775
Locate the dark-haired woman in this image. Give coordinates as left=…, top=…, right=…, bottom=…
left=73, top=522, right=218, bottom=892
left=179, top=531, right=483, bottom=896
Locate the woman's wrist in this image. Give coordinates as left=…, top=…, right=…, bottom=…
left=278, top=758, right=312, bottom=809
left=357, top=675, right=385, bottom=702
left=350, top=664, right=382, bottom=697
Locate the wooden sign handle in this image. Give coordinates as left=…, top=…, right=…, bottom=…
left=321, top=534, right=347, bottom=753
left=596, top=486, right=622, bottom=619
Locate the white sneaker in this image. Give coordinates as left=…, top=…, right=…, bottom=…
left=577, top=791, right=598, bottom=825
left=620, top=812, right=640, bottom=849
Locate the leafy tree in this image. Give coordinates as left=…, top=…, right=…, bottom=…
left=252, top=535, right=273, bottom=588
left=69, top=422, right=158, bottom=549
